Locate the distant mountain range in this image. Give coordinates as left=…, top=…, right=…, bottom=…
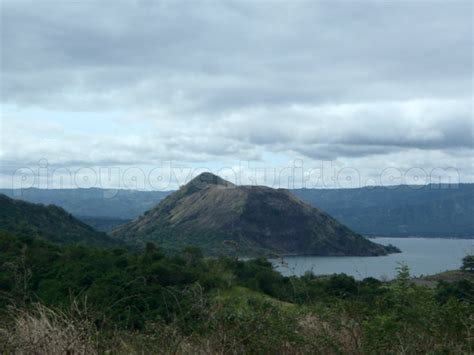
left=0, top=194, right=116, bottom=247
left=1, top=183, right=472, bottom=238
left=0, top=188, right=170, bottom=220
left=112, top=173, right=397, bottom=256
left=292, top=184, right=474, bottom=238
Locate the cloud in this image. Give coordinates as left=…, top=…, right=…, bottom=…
left=1, top=98, right=470, bottom=166
left=1, top=1, right=471, bottom=110
left=0, top=0, right=472, bottom=187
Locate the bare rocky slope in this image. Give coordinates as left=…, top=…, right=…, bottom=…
left=112, top=173, right=398, bottom=256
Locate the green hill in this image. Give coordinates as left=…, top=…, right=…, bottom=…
left=0, top=194, right=116, bottom=247
left=0, top=188, right=170, bottom=220
left=112, top=173, right=398, bottom=256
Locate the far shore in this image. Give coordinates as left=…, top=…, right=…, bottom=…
left=368, top=236, right=474, bottom=240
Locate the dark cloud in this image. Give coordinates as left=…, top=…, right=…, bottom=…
left=1, top=1, right=471, bottom=109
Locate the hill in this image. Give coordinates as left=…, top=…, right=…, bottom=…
left=112, top=173, right=398, bottom=256
left=0, top=188, right=170, bottom=220
left=292, top=184, right=474, bottom=238
left=0, top=194, right=116, bottom=247
left=4, top=183, right=472, bottom=237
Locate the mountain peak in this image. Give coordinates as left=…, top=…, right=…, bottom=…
left=113, top=178, right=398, bottom=257
left=184, top=172, right=235, bottom=190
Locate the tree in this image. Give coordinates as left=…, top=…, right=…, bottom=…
left=183, top=246, right=203, bottom=266
left=461, top=255, right=474, bottom=272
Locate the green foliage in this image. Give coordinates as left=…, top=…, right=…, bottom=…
left=76, top=216, right=131, bottom=232
left=461, top=254, right=474, bottom=272
left=0, top=194, right=116, bottom=247
left=436, top=279, right=474, bottom=304
left=0, top=231, right=472, bottom=353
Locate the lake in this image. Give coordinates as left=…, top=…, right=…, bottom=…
left=273, top=237, right=474, bottom=280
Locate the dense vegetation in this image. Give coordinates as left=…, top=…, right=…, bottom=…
left=462, top=254, right=474, bottom=272
left=113, top=173, right=397, bottom=257
left=0, top=231, right=472, bottom=353
left=76, top=216, right=130, bottom=232
left=0, top=194, right=116, bottom=247
left=3, top=183, right=473, bottom=237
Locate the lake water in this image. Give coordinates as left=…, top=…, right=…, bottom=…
left=273, top=237, right=474, bottom=280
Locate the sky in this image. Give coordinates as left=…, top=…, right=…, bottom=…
left=0, top=0, right=472, bottom=190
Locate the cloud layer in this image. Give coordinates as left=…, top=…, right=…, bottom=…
left=0, top=0, right=472, bottom=187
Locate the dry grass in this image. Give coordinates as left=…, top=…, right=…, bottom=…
left=297, top=313, right=362, bottom=354
left=0, top=302, right=97, bottom=354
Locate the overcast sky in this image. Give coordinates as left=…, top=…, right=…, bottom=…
left=0, top=0, right=472, bottom=189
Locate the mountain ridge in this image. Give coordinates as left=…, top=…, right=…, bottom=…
left=292, top=183, right=474, bottom=238
left=2, top=183, right=472, bottom=237
left=0, top=193, right=117, bottom=247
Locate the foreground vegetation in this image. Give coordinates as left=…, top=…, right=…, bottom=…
left=0, top=231, right=472, bottom=354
